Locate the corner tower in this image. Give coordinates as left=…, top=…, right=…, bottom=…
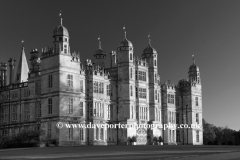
left=142, top=35, right=162, bottom=141
left=117, top=27, right=137, bottom=143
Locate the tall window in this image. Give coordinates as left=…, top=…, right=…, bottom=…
left=167, top=94, right=174, bottom=104
left=0, top=107, right=4, bottom=123
left=67, top=74, right=73, bottom=88
left=47, top=122, right=51, bottom=138
left=140, top=107, right=148, bottom=120
left=130, top=86, right=133, bottom=96
left=24, top=104, right=30, bottom=121
left=110, top=105, right=113, bottom=120
left=195, top=97, right=198, bottom=106
left=155, top=90, right=157, bottom=100
left=176, top=113, right=179, bottom=124
left=107, top=84, right=111, bottom=96
left=68, top=98, right=73, bottom=114
left=158, top=93, right=160, bottom=103
left=80, top=102, right=83, bottom=116
left=3, top=107, right=8, bottom=122
left=155, top=74, right=157, bottom=83
left=176, top=96, right=179, bottom=106
left=139, top=88, right=146, bottom=99
left=130, top=68, right=132, bottom=79
left=196, top=130, right=199, bottom=142
left=138, top=71, right=146, bottom=81
left=48, top=75, right=53, bottom=88
left=93, top=103, right=96, bottom=117
left=36, top=102, right=41, bottom=118
left=136, top=87, right=138, bottom=98
left=100, top=82, right=104, bottom=94
left=100, top=128, right=104, bottom=140
left=12, top=105, right=17, bottom=121
left=69, top=122, right=73, bottom=139
left=107, top=105, right=110, bottom=120
left=48, top=98, right=52, bottom=114
left=80, top=128, right=84, bottom=141
left=80, top=80, right=83, bottom=92
left=154, top=60, right=157, bottom=66
left=196, top=113, right=199, bottom=124
left=35, top=81, right=41, bottom=95
left=130, top=53, right=133, bottom=60
left=94, top=81, right=98, bottom=93
left=135, top=71, right=138, bottom=80
left=176, top=130, right=180, bottom=142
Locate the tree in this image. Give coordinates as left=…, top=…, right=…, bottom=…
left=203, top=119, right=216, bottom=145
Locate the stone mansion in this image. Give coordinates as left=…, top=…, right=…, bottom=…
left=0, top=17, right=203, bottom=146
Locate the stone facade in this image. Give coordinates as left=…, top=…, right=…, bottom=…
left=0, top=19, right=203, bottom=146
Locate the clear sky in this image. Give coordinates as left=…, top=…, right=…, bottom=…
left=0, top=0, right=239, bottom=131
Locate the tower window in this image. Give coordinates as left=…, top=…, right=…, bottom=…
left=47, top=122, right=51, bottom=138
left=65, top=38, right=68, bottom=42
left=195, top=97, right=198, bottom=106
left=154, top=60, right=157, bottom=66
left=196, top=113, right=199, bottom=124
left=48, top=75, right=53, bottom=88
left=196, top=130, right=199, bottom=142
left=130, top=86, right=133, bottom=96
left=130, top=53, right=132, bottom=60
left=68, top=98, right=73, bottom=114
left=80, top=80, right=83, bottom=92
left=67, top=74, right=73, bottom=88
left=48, top=98, right=52, bottom=114
left=130, top=68, right=132, bottom=79
left=64, top=49, right=67, bottom=53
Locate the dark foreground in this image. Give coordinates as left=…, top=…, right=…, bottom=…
left=0, top=145, right=240, bottom=160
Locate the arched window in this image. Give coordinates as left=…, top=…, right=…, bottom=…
left=154, top=60, right=157, bottom=66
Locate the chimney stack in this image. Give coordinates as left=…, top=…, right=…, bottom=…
left=8, top=58, right=16, bottom=84
left=0, top=63, right=8, bottom=86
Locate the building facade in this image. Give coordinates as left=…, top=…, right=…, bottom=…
left=0, top=18, right=203, bottom=146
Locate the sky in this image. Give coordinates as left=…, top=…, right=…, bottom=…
left=0, top=0, right=239, bottom=131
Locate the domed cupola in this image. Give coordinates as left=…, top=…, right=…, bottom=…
left=53, top=24, right=69, bottom=37
left=117, top=26, right=133, bottom=51
left=53, top=12, right=70, bottom=54
left=142, top=34, right=157, bottom=58
left=189, top=63, right=199, bottom=72
left=93, top=36, right=106, bottom=68
left=188, top=55, right=201, bottom=84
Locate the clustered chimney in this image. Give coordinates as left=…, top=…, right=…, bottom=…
left=0, top=63, right=7, bottom=87
left=8, top=58, right=16, bottom=84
